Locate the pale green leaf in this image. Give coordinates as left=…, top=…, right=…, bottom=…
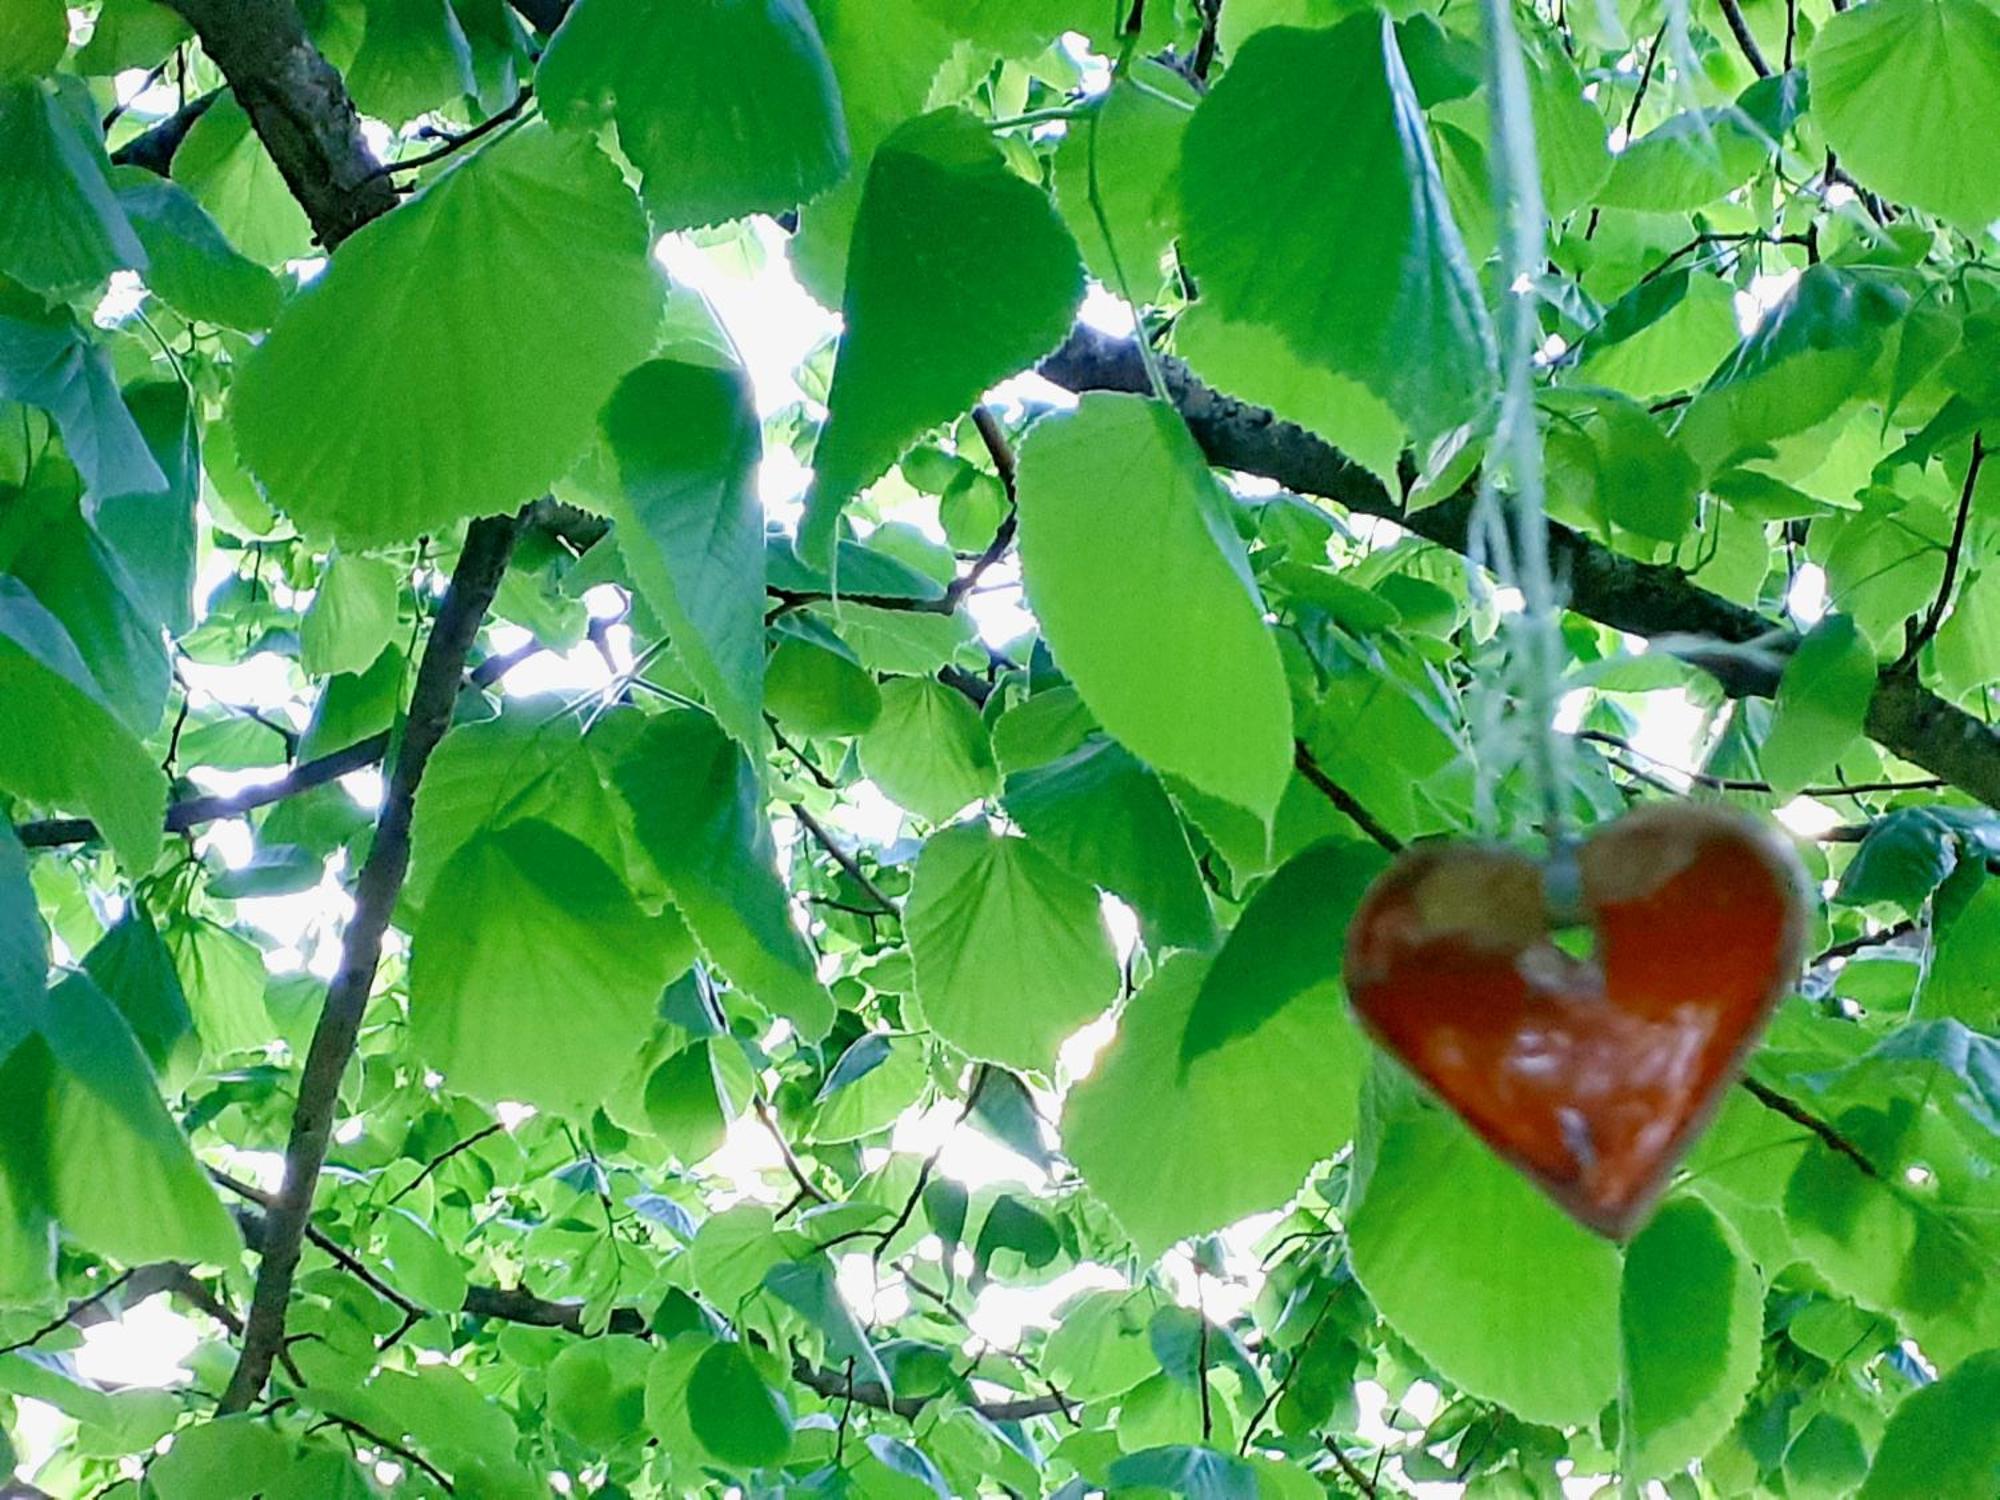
left=1015, top=393, right=1293, bottom=824
left=1761, top=613, right=1876, bottom=800
left=230, top=123, right=664, bottom=546
left=610, top=709, right=836, bottom=1040
left=1346, top=1071, right=1621, bottom=1426
left=1620, top=1196, right=1762, bottom=1478
left=1051, top=62, right=1195, bottom=295
left=300, top=551, right=399, bottom=678
left=1179, top=15, right=1494, bottom=440
left=1810, top=0, right=2000, bottom=232
left=1174, top=302, right=1405, bottom=494
left=409, top=821, right=685, bottom=1114
left=1064, top=952, right=1362, bottom=1260
left=171, top=94, right=312, bottom=266
left=1002, top=734, right=1217, bottom=952
left=857, top=676, right=997, bottom=824
left=602, top=357, right=766, bottom=748
left=547, top=1335, right=652, bottom=1449
left=803, top=109, right=1083, bottom=557
left=538, top=0, right=848, bottom=230
left=907, top=822, right=1117, bottom=1070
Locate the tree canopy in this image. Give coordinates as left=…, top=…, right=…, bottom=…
left=2, top=0, right=1999, bottom=1497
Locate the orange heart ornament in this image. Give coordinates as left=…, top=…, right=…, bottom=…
left=1342, top=804, right=1809, bottom=1238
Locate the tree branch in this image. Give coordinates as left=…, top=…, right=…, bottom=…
left=217, top=514, right=521, bottom=1413
left=159, top=0, right=398, bottom=248
left=1900, top=432, right=1983, bottom=668
left=1715, top=0, right=1773, bottom=78
left=1038, top=326, right=2000, bottom=809
left=12, top=636, right=541, bottom=852
left=1293, top=743, right=1403, bottom=852
left=109, top=88, right=220, bottom=175
left=791, top=802, right=897, bottom=914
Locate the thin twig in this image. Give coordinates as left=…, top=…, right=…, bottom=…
left=13, top=637, right=542, bottom=852
left=1716, top=0, right=1773, bottom=77
left=1324, top=1438, right=1381, bottom=1498
left=751, top=1094, right=829, bottom=1206
left=791, top=803, right=897, bottom=915
left=0, top=1271, right=137, bottom=1357
left=387, top=1122, right=507, bottom=1206
left=1809, top=917, right=1918, bottom=968
left=1293, top=743, right=1404, bottom=852
left=1901, top=433, right=1983, bottom=668
left=313, top=1412, right=454, bottom=1492
left=1578, top=730, right=1944, bottom=797
left=1739, top=1077, right=1882, bottom=1182
left=360, top=87, right=533, bottom=183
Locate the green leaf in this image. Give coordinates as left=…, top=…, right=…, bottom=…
left=170, top=93, right=312, bottom=266
left=812, top=1031, right=927, bottom=1142
left=857, top=675, right=997, bottom=823
left=687, top=1340, right=793, bottom=1469
left=146, top=1418, right=294, bottom=1500
left=299, top=551, right=399, bottom=678
left=0, top=577, right=165, bottom=874
left=409, top=821, right=686, bottom=1114
left=1782, top=1136, right=2000, bottom=1370
left=6, top=971, right=239, bottom=1267
left=1810, top=0, right=2000, bottom=232
left=1619, top=1196, right=1762, bottom=1478
left=1174, top=301, right=1404, bottom=494
left=1544, top=387, right=1700, bottom=544
left=538, top=0, right=848, bottom=230
left=1919, top=881, right=2000, bottom=1027
left=230, top=123, right=664, bottom=547
left=344, top=0, right=475, bottom=125
left=0, top=78, right=143, bottom=294
left=1346, top=1071, right=1621, bottom=1427
left=405, top=700, right=642, bottom=914
left=1002, top=734, right=1216, bottom=952
left=764, top=635, right=881, bottom=737
left=1597, top=107, right=1767, bottom=214
left=164, top=916, right=271, bottom=1056
left=0, top=470, right=170, bottom=734
left=1180, top=15, right=1493, bottom=441
left=1761, top=613, right=1877, bottom=800
left=610, top=708, right=835, bottom=1040
left=0, top=293, right=168, bottom=501
left=114, top=168, right=283, bottom=332
left=802, top=108, right=1083, bottom=558
left=645, top=1039, right=731, bottom=1162
left=1857, top=1348, right=2000, bottom=1499
left=1051, top=63, right=1195, bottom=295
left=1678, top=266, right=1908, bottom=473
left=1064, top=952, right=1364, bottom=1260
left=92, top=379, right=200, bottom=636
left=1180, top=839, right=1390, bottom=1068
left=907, top=822, right=1117, bottom=1070
left=76, top=0, right=189, bottom=76
left=379, top=1205, right=469, bottom=1313
left=0, top=0, right=65, bottom=76
left=601, top=357, right=766, bottom=748
left=1016, top=394, right=1293, bottom=825
left=81, top=901, right=194, bottom=1081
left=0, top=822, right=45, bottom=1048
left=296, top=641, right=404, bottom=761
left=547, top=1335, right=653, bottom=1449
left=1834, top=807, right=1958, bottom=915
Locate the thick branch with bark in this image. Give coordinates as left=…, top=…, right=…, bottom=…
left=158, top=0, right=397, bottom=247
left=1038, top=327, right=2000, bottom=809
left=217, top=515, right=521, bottom=1412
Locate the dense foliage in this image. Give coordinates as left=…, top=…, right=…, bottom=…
left=1, top=0, right=1998, bottom=1496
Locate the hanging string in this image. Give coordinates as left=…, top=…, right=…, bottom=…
left=1477, top=0, right=1571, bottom=872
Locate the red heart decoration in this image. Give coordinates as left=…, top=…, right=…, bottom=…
left=1343, top=804, right=1808, bottom=1238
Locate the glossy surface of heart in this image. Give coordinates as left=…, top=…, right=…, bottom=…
left=1343, top=804, right=1807, bottom=1238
